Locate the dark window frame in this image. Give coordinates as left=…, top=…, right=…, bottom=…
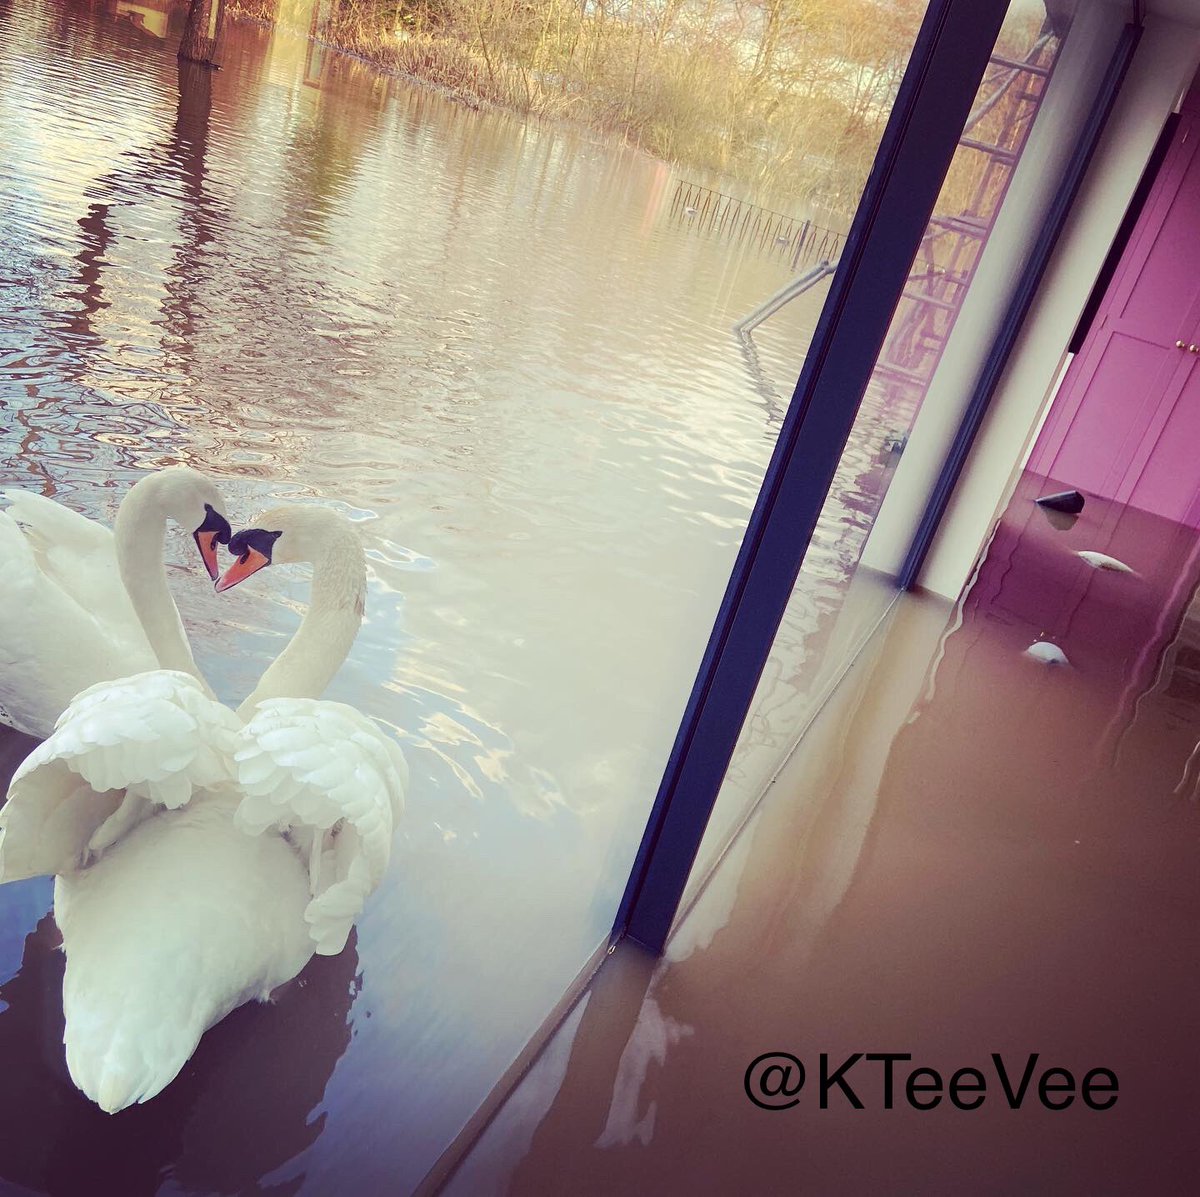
left=615, top=0, right=1016, bottom=954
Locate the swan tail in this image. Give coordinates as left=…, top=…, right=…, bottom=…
left=0, top=672, right=242, bottom=882
left=304, top=835, right=371, bottom=955
left=55, top=808, right=314, bottom=1112
left=66, top=1024, right=189, bottom=1114
left=233, top=698, right=406, bottom=951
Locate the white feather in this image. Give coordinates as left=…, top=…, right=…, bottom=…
left=54, top=792, right=313, bottom=1113
left=0, top=671, right=316, bottom=1112
left=0, top=672, right=241, bottom=883
left=233, top=698, right=406, bottom=956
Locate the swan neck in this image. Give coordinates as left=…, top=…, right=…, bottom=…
left=115, top=481, right=205, bottom=685
left=239, top=534, right=365, bottom=713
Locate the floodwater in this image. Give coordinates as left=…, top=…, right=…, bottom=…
left=0, top=1, right=902, bottom=1192
left=449, top=473, right=1200, bottom=1193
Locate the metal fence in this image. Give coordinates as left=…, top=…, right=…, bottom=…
left=669, top=180, right=844, bottom=267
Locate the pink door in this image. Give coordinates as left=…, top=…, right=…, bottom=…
left=1029, top=82, right=1200, bottom=524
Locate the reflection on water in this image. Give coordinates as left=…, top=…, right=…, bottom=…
left=963, top=472, right=1200, bottom=797
left=0, top=0, right=897, bottom=1190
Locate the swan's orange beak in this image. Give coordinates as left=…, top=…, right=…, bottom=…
left=216, top=549, right=271, bottom=592
left=192, top=504, right=232, bottom=582
left=194, top=531, right=223, bottom=582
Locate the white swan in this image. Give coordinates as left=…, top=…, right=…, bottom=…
left=0, top=505, right=406, bottom=1113
left=0, top=467, right=231, bottom=737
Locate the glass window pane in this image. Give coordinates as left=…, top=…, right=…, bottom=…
left=691, top=0, right=1087, bottom=888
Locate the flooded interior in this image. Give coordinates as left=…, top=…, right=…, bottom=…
left=448, top=471, right=1200, bottom=1193
left=0, top=0, right=928, bottom=1190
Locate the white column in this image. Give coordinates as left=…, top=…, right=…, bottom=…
left=859, top=4, right=1200, bottom=599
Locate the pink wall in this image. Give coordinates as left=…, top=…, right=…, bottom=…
left=1029, top=80, right=1200, bottom=526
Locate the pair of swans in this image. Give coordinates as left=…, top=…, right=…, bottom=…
left=0, top=468, right=406, bottom=1114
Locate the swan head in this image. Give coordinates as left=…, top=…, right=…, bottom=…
left=215, top=505, right=359, bottom=593
left=148, top=467, right=232, bottom=581
left=216, top=526, right=282, bottom=591
left=192, top=502, right=232, bottom=581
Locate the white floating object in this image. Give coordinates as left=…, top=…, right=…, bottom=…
left=1076, top=551, right=1135, bottom=574
left=1026, top=640, right=1069, bottom=665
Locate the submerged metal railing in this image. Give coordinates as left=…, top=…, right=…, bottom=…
left=732, top=260, right=836, bottom=336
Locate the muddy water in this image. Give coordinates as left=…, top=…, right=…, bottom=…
left=0, top=1, right=901, bottom=1191
left=452, top=475, right=1200, bottom=1194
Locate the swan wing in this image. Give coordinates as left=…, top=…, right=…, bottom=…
left=1, top=489, right=147, bottom=644
left=0, top=671, right=241, bottom=882
left=233, top=698, right=407, bottom=955
left=2, top=484, right=111, bottom=558
left=3, top=487, right=112, bottom=561
left=0, top=501, right=156, bottom=737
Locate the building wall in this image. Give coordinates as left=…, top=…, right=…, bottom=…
left=860, top=2, right=1200, bottom=600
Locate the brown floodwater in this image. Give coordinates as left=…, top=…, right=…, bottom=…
left=448, top=474, right=1200, bottom=1193
left=0, top=0, right=916, bottom=1192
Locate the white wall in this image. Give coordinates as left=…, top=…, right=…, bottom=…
left=859, top=2, right=1200, bottom=599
